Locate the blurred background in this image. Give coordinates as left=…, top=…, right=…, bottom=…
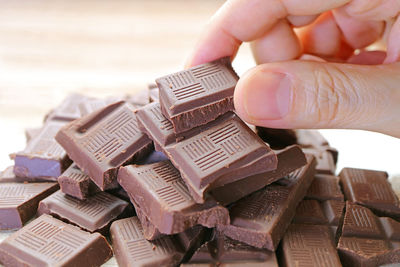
left=0, top=0, right=399, bottom=180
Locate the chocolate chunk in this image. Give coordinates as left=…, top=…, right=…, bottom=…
left=45, top=93, right=92, bottom=122
left=148, top=83, right=160, bottom=103
left=55, top=101, right=153, bottom=190
left=209, top=145, right=307, bottom=205
left=337, top=202, right=400, bottom=267
left=110, top=217, right=185, bottom=267
left=78, top=96, right=125, bottom=117
left=279, top=224, right=342, bottom=267
left=339, top=167, right=400, bottom=219
left=218, top=155, right=316, bottom=250
left=0, top=214, right=112, bottom=266
left=156, top=57, right=239, bottom=134
left=134, top=201, right=163, bottom=240
left=303, top=147, right=336, bottom=174
left=38, top=190, right=131, bottom=234
left=297, top=129, right=338, bottom=164
left=0, top=166, right=19, bottom=183
left=0, top=182, right=59, bottom=229
left=12, top=120, right=72, bottom=181
left=305, top=174, right=344, bottom=201
left=24, top=127, right=41, bottom=143
left=118, top=161, right=229, bottom=235
left=126, top=88, right=150, bottom=106
left=58, top=163, right=101, bottom=200
left=256, top=127, right=297, bottom=149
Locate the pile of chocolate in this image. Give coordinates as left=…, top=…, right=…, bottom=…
left=1, top=57, right=400, bottom=267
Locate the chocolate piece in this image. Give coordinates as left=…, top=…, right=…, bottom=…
left=12, top=120, right=71, bottom=181
left=126, top=88, right=150, bottom=106
left=339, top=167, right=400, bottom=219
left=110, top=217, right=185, bottom=267
left=305, top=174, right=344, bottom=201
left=118, top=161, right=229, bottom=234
left=279, top=224, right=342, bottom=267
left=178, top=226, right=210, bottom=263
left=256, top=127, right=297, bottom=149
left=297, top=129, right=339, bottom=164
left=210, top=145, right=306, bottom=205
left=0, top=166, right=20, bottom=183
left=338, top=202, right=400, bottom=267
left=184, top=232, right=278, bottom=266
left=134, top=201, right=163, bottom=240
left=78, top=96, right=125, bottom=116
left=218, top=155, right=316, bottom=250
left=0, top=214, right=112, bottom=267
left=38, top=190, right=131, bottom=233
left=58, top=163, right=101, bottom=200
left=55, top=101, right=153, bottom=190
left=45, top=93, right=91, bottom=122
left=148, top=83, right=160, bottom=102
left=24, top=127, right=41, bottom=143
left=303, top=147, right=336, bottom=174
left=164, top=112, right=277, bottom=203
left=157, top=57, right=239, bottom=134
left=0, top=182, right=59, bottom=229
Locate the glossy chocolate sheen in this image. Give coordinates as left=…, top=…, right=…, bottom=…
left=0, top=214, right=112, bottom=267
left=110, top=217, right=185, bottom=267
left=157, top=57, right=239, bottom=134
left=280, top=224, right=342, bottom=267
left=58, top=163, right=100, bottom=200
left=164, top=112, right=277, bottom=203
left=12, top=120, right=72, bottom=181
left=209, top=145, right=307, bottom=205
left=0, top=182, right=59, bottom=229
left=45, top=93, right=92, bottom=122
left=303, top=148, right=336, bottom=174
left=305, top=174, right=344, bottom=201
left=338, top=202, right=400, bottom=267
left=55, top=101, right=153, bottom=190
left=78, top=96, right=125, bottom=116
left=218, top=155, right=316, bottom=250
left=118, top=161, right=229, bottom=234
left=339, top=167, right=400, bottom=219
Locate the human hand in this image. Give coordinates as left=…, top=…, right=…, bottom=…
left=186, top=0, right=400, bottom=138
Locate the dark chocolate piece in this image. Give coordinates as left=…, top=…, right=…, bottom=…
left=305, top=174, right=344, bottom=201
left=256, top=127, right=297, bottom=149
left=303, top=147, right=336, bottom=174
left=0, top=182, right=59, bottom=229
left=110, top=217, right=185, bottom=267
left=218, top=155, right=316, bottom=250
left=157, top=57, right=239, bottom=134
left=339, top=167, right=400, bottom=219
left=24, top=127, right=41, bottom=143
left=58, top=163, right=100, bottom=200
left=279, top=224, right=342, bottom=267
left=134, top=200, right=163, bottom=240
left=118, top=161, right=229, bottom=235
left=0, top=166, right=19, bottom=183
left=55, top=101, right=153, bottom=190
left=338, top=202, right=400, bottom=267
left=38, top=190, right=131, bottom=233
left=209, top=145, right=307, bottom=205
left=0, top=214, right=112, bottom=267
left=164, top=112, right=277, bottom=203
left=78, top=96, right=125, bottom=116
left=12, top=120, right=71, bottom=181
left=148, top=83, right=160, bottom=103
left=45, top=93, right=91, bottom=122
left=296, top=129, right=338, bottom=164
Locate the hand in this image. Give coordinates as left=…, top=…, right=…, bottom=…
left=186, top=0, right=400, bottom=138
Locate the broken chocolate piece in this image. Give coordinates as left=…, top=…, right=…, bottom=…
left=78, top=96, right=125, bottom=117
left=157, top=57, right=239, bottom=134
left=303, top=148, right=336, bottom=174
left=45, top=93, right=91, bottom=122
left=118, top=161, right=229, bottom=235
left=55, top=101, right=153, bottom=190
left=256, top=127, right=297, bottom=149
left=0, top=214, right=112, bottom=267
left=305, top=174, right=344, bottom=201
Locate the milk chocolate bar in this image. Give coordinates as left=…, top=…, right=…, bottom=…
left=279, top=224, right=342, bottom=267
left=209, top=145, right=306, bottom=205
left=38, top=190, right=131, bottom=233
left=339, top=167, right=400, bottom=219
left=0, top=214, right=112, bottom=267
left=12, top=120, right=71, bottom=181
left=218, top=155, right=316, bottom=250
left=110, top=217, right=185, bottom=267
left=0, top=182, right=59, bottom=229
left=55, top=101, right=153, bottom=190
left=45, top=93, right=91, bottom=122
left=118, top=161, right=229, bottom=235
left=58, top=163, right=100, bottom=200
left=78, top=96, right=125, bottom=116
left=337, top=202, right=400, bottom=267
left=156, top=57, right=239, bottom=134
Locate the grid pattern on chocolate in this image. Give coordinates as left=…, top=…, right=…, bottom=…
left=0, top=183, right=58, bottom=207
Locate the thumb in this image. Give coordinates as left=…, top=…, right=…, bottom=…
left=234, top=61, right=400, bottom=138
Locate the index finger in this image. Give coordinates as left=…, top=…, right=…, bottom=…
left=186, top=0, right=351, bottom=67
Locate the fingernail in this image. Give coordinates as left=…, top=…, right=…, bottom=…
left=243, top=71, right=292, bottom=120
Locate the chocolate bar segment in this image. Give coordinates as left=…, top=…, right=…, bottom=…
left=218, top=155, right=316, bottom=250
left=12, top=120, right=71, bottom=181
left=279, top=224, right=342, bottom=267
left=305, top=174, right=344, bottom=201
left=209, top=145, right=306, bottom=205
left=0, top=182, right=59, bottom=229
left=157, top=57, right=239, bottom=133
left=0, top=214, right=112, bottom=267
left=55, top=101, right=153, bottom=190
left=45, top=93, right=91, bottom=122
left=78, top=96, right=125, bottom=116
left=58, top=163, right=100, bottom=200
left=339, top=167, right=400, bottom=219
left=337, top=202, right=400, bottom=267
left=38, top=190, right=131, bottom=233
left=110, top=217, right=185, bottom=267
left=118, top=161, right=229, bottom=234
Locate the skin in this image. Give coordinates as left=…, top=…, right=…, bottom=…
left=186, top=0, right=400, bottom=138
